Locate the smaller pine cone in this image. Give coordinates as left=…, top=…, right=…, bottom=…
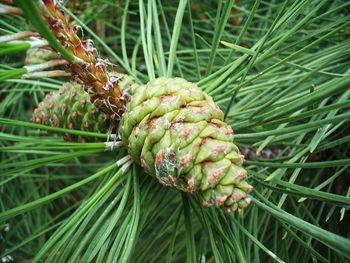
left=25, top=47, right=59, bottom=65
left=32, top=82, right=108, bottom=142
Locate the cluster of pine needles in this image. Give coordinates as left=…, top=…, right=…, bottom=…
left=1, top=0, right=350, bottom=262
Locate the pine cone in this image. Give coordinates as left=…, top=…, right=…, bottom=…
left=120, top=77, right=252, bottom=212
left=25, top=47, right=58, bottom=65
left=32, top=82, right=108, bottom=142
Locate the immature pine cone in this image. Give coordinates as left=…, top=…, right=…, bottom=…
left=25, top=47, right=58, bottom=65
left=120, top=77, right=252, bottom=212
left=32, top=82, right=108, bottom=142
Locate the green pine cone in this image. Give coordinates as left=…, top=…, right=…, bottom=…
left=25, top=47, right=58, bottom=65
left=33, top=82, right=108, bottom=142
left=120, top=77, right=252, bottom=212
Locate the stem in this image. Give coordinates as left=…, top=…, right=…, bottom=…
left=0, top=31, right=35, bottom=42
left=22, top=70, right=71, bottom=79
left=0, top=3, right=22, bottom=15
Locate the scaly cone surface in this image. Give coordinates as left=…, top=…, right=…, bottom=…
left=32, top=82, right=108, bottom=142
left=120, top=77, right=252, bottom=211
left=29, top=0, right=253, bottom=211
left=25, top=47, right=58, bottom=65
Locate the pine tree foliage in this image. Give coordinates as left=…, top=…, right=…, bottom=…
left=0, top=0, right=350, bottom=262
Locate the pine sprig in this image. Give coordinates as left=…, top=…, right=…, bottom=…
left=1, top=0, right=350, bottom=262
